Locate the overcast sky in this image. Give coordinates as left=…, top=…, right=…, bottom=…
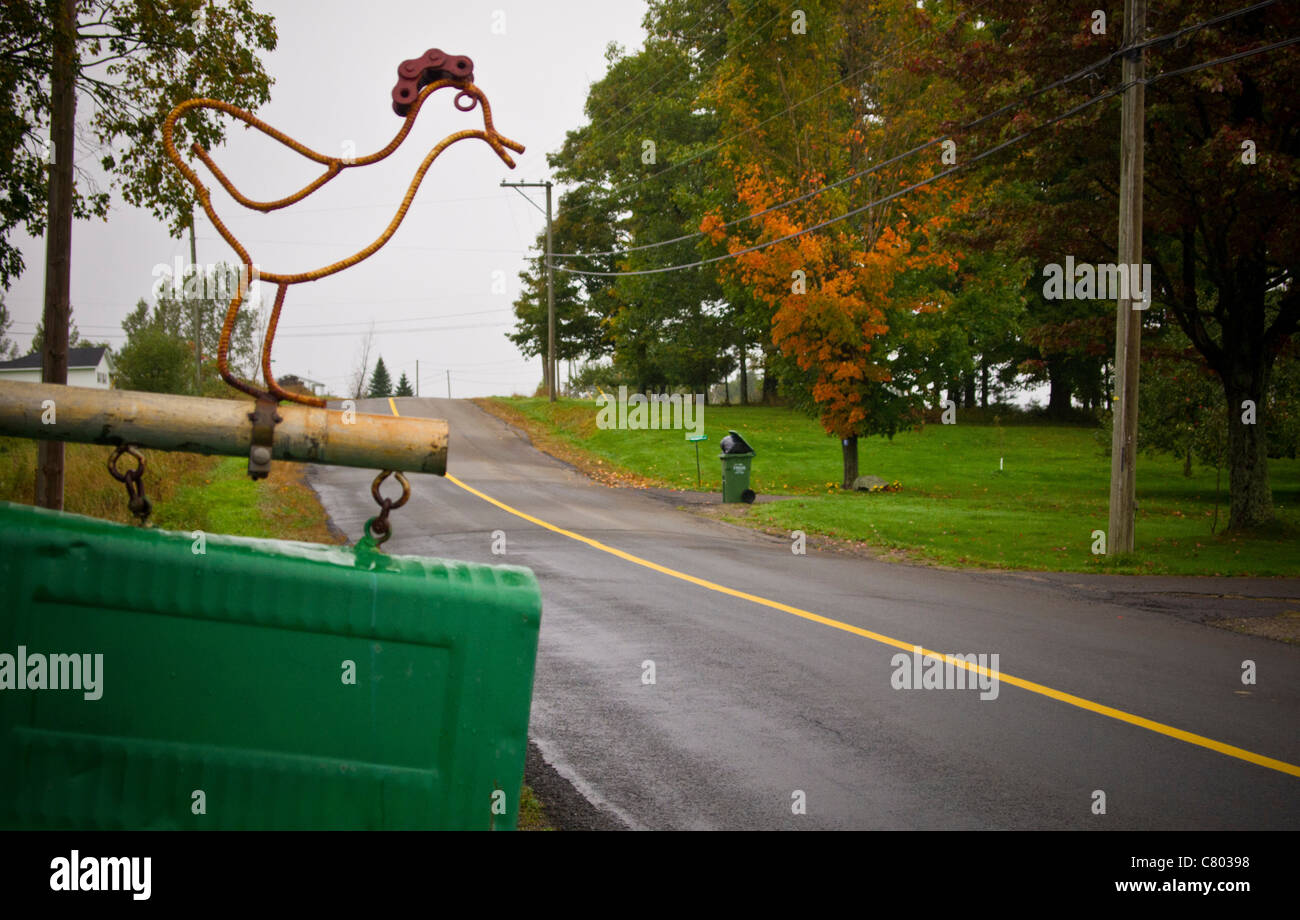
left=5, top=0, right=649, bottom=398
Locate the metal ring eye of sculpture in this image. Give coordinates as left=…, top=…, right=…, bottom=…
left=391, top=48, right=475, bottom=116
left=454, top=90, right=478, bottom=112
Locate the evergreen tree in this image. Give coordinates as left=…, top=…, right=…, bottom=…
left=26, top=313, right=85, bottom=355
left=394, top=372, right=414, bottom=397
left=367, top=356, right=393, bottom=398
left=0, top=299, right=19, bottom=359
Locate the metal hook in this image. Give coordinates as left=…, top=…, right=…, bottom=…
left=365, top=470, right=410, bottom=544
left=107, top=445, right=152, bottom=525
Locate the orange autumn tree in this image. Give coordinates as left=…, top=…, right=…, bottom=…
left=701, top=0, right=962, bottom=486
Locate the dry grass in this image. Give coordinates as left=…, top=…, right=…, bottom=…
left=0, top=438, right=343, bottom=544
left=0, top=438, right=221, bottom=525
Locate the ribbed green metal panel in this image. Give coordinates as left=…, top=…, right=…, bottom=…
left=0, top=501, right=541, bottom=830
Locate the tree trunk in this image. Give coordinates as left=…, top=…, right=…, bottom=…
left=1046, top=358, right=1072, bottom=418
left=761, top=342, right=779, bottom=404
left=841, top=435, right=858, bottom=490
left=35, top=0, right=78, bottom=511
left=980, top=358, right=989, bottom=408
left=738, top=345, right=748, bottom=406
left=962, top=372, right=976, bottom=409
left=1224, top=372, right=1273, bottom=529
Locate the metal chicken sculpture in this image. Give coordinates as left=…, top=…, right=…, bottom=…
left=163, top=49, right=524, bottom=408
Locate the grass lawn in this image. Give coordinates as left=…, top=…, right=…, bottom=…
left=483, top=397, right=1300, bottom=576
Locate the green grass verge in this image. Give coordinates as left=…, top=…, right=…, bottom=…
left=516, top=784, right=553, bottom=831
left=484, top=397, right=1300, bottom=576
left=151, top=455, right=339, bottom=541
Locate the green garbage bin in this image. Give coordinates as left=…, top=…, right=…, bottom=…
left=719, top=430, right=756, bottom=503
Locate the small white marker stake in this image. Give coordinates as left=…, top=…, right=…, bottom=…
left=999, top=457, right=1003, bottom=471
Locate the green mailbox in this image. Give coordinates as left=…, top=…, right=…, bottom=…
left=0, top=501, right=541, bottom=830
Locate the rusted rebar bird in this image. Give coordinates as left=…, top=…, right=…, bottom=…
left=163, top=49, right=524, bottom=407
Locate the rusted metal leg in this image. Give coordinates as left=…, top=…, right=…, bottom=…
left=261, top=282, right=325, bottom=408
left=218, top=275, right=271, bottom=401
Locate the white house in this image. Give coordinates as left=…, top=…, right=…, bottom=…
left=0, top=346, right=113, bottom=389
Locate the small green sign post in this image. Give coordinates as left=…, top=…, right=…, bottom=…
left=687, top=434, right=707, bottom=488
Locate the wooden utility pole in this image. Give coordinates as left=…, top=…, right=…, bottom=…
left=190, top=211, right=201, bottom=394
left=545, top=181, right=555, bottom=401
left=1107, top=0, right=1146, bottom=554
left=501, top=179, right=556, bottom=401
left=415, top=359, right=419, bottom=396
left=35, top=0, right=79, bottom=510
left=446, top=369, right=451, bottom=399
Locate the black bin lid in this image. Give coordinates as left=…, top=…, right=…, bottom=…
left=719, top=430, right=754, bottom=454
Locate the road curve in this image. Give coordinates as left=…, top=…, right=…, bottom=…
left=306, top=397, right=1300, bottom=830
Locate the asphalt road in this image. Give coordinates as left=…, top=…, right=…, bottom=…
left=309, top=397, right=1300, bottom=830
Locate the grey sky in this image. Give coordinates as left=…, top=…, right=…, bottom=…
left=5, top=0, right=648, bottom=397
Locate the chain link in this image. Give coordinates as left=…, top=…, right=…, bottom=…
left=365, top=470, right=410, bottom=545
left=107, top=445, right=152, bottom=526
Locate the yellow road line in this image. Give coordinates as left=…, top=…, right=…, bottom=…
left=388, top=396, right=399, bottom=416
left=391, top=399, right=1300, bottom=778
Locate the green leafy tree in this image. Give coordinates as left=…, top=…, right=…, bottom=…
left=367, top=356, right=393, bottom=398
left=394, top=372, right=413, bottom=397
left=148, top=262, right=259, bottom=389
left=114, top=321, right=192, bottom=394
left=536, top=1, right=738, bottom=394
left=0, top=0, right=277, bottom=288
left=1103, top=318, right=1300, bottom=477
left=115, top=298, right=188, bottom=393
left=703, top=0, right=965, bottom=484
left=115, top=262, right=257, bottom=396
left=1, top=0, right=276, bottom=283
left=6, top=0, right=276, bottom=505
left=941, top=0, right=1300, bottom=529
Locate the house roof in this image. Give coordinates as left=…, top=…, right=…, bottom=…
left=0, top=346, right=110, bottom=372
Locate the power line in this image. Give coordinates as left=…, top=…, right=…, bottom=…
left=553, top=40, right=1124, bottom=260
left=554, top=33, right=1297, bottom=279
left=1145, top=31, right=1297, bottom=82
left=273, top=320, right=513, bottom=339
left=552, top=0, right=1285, bottom=262
left=559, top=87, right=1126, bottom=277
left=193, top=235, right=530, bottom=256
left=275, top=308, right=511, bottom=330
